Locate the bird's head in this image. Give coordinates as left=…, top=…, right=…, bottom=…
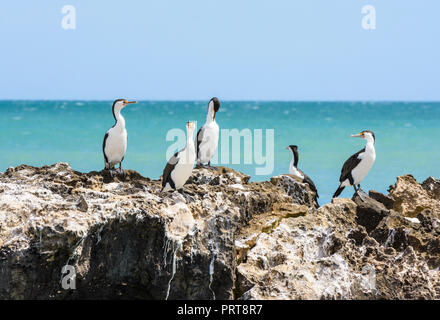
left=112, top=99, right=137, bottom=116
left=113, top=99, right=137, bottom=109
left=350, top=130, right=375, bottom=144
left=285, top=145, right=298, bottom=152
left=186, top=121, right=196, bottom=136
left=208, top=97, right=220, bottom=121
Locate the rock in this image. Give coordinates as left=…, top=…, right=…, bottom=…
left=421, top=177, right=440, bottom=201
left=369, top=190, right=395, bottom=210
left=417, top=209, right=440, bottom=234
left=237, top=181, right=440, bottom=299
left=388, top=175, right=440, bottom=217
left=0, top=163, right=302, bottom=299
left=76, top=196, right=88, bottom=212
left=187, top=166, right=250, bottom=186
left=352, top=192, right=389, bottom=233
left=0, top=163, right=439, bottom=299
left=270, top=174, right=319, bottom=208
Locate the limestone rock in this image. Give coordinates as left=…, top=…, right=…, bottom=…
left=388, top=175, right=440, bottom=217
left=369, top=190, right=395, bottom=210
left=0, top=163, right=439, bottom=300
left=270, top=174, right=319, bottom=208
left=0, top=163, right=297, bottom=299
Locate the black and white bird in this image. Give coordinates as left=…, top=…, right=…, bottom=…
left=102, top=99, right=137, bottom=178
left=333, top=130, right=376, bottom=199
left=161, top=121, right=197, bottom=197
left=196, top=97, right=220, bottom=169
left=286, top=145, right=319, bottom=203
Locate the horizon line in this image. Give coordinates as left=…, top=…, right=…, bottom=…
left=1, top=99, right=440, bottom=103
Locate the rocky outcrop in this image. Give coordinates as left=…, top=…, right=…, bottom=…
left=388, top=175, right=440, bottom=217
left=0, top=164, right=438, bottom=300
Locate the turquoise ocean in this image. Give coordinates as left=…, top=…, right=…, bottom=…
left=1, top=101, right=439, bottom=205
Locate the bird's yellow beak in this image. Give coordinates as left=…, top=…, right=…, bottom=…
left=186, top=121, right=195, bottom=131
left=350, top=132, right=364, bottom=138
left=124, top=100, right=137, bottom=105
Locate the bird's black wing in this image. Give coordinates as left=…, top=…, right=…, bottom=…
left=339, top=148, right=365, bottom=183
left=102, top=132, right=109, bottom=164
left=302, top=172, right=319, bottom=198
left=196, top=127, right=204, bottom=159
left=162, top=151, right=180, bottom=188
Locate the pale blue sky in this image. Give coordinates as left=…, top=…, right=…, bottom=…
left=0, top=1, right=438, bottom=100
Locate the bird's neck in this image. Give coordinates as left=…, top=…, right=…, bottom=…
left=365, top=139, right=375, bottom=153
left=114, top=111, right=126, bottom=129
left=289, top=161, right=303, bottom=178
left=187, top=131, right=195, bottom=147
left=290, top=149, right=299, bottom=167
left=206, top=105, right=215, bottom=123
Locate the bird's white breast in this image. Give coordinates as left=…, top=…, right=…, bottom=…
left=351, top=148, right=376, bottom=185
left=105, top=127, right=127, bottom=166
left=289, top=161, right=304, bottom=179
left=198, top=121, right=219, bottom=163
left=171, top=143, right=196, bottom=189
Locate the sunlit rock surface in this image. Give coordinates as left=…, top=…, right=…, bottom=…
left=0, top=163, right=438, bottom=299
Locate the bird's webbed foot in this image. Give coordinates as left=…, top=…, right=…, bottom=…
left=195, top=163, right=207, bottom=169
left=206, top=164, right=218, bottom=170
left=196, top=162, right=218, bottom=170
left=178, top=189, right=195, bottom=202
left=118, top=167, right=126, bottom=179
left=108, top=168, right=116, bottom=178
left=356, top=187, right=369, bottom=202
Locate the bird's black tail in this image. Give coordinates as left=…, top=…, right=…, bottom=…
left=332, top=185, right=345, bottom=198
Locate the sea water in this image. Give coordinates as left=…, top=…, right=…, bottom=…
left=1, top=100, right=439, bottom=204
